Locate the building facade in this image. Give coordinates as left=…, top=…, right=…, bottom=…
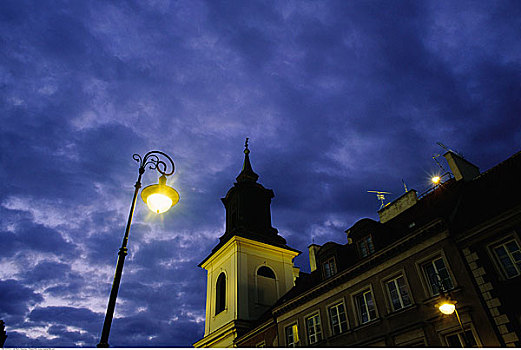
left=195, top=147, right=521, bottom=347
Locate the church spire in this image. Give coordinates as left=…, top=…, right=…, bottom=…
left=236, top=138, right=259, bottom=183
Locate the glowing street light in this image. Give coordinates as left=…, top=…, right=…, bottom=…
left=437, top=299, right=468, bottom=346
left=97, top=151, right=179, bottom=347
left=438, top=301, right=456, bottom=315
left=431, top=175, right=441, bottom=185
left=141, top=175, right=179, bottom=214
left=432, top=274, right=469, bottom=347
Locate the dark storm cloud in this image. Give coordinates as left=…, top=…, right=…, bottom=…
left=22, top=261, right=71, bottom=283
left=28, top=306, right=100, bottom=331
left=0, top=280, right=43, bottom=317
left=108, top=310, right=202, bottom=347
left=1, top=0, right=520, bottom=347
left=0, top=207, right=77, bottom=258
left=24, top=307, right=101, bottom=346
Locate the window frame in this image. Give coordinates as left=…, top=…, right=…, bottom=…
left=489, top=235, right=521, bottom=279
left=416, top=251, right=456, bottom=297
left=384, top=273, right=413, bottom=312
left=442, top=326, right=481, bottom=347
left=304, top=311, right=323, bottom=345
left=323, top=256, right=337, bottom=278
left=285, top=323, right=299, bottom=347
left=357, top=234, right=375, bottom=258
left=352, top=285, right=378, bottom=325
left=327, top=298, right=349, bottom=336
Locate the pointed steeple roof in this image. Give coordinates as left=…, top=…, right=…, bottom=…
left=236, top=138, right=259, bottom=183
left=198, top=139, right=301, bottom=266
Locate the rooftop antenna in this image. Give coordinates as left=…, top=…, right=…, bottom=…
left=432, top=153, right=447, bottom=172
left=436, top=141, right=464, bottom=158
left=367, top=190, right=392, bottom=209
left=401, top=179, right=408, bottom=193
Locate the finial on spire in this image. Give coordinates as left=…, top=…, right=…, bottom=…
left=236, top=137, right=258, bottom=183
left=244, top=138, right=250, bottom=155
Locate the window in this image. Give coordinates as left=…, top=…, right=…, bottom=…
left=257, top=266, right=277, bottom=305
left=358, top=235, right=375, bottom=258
left=285, top=324, right=299, bottom=347
left=386, top=275, right=412, bottom=311
left=258, top=266, right=276, bottom=278
left=493, top=239, right=521, bottom=278
left=355, top=289, right=377, bottom=324
left=422, top=257, right=453, bottom=295
left=323, top=257, right=337, bottom=278
left=306, top=313, right=323, bottom=344
left=215, top=273, right=226, bottom=314
left=446, top=330, right=477, bottom=347
left=328, top=302, right=348, bottom=335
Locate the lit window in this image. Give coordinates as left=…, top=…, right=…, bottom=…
left=446, top=330, right=477, bottom=347
left=215, top=273, right=226, bottom=314
left=386, top=275, right=412, bottom=311
left=493, top=239, right=521, bottom=278
left=306, top=313, right=322, bottom=344
left=328, top=302, right=348, bottom=335
left=358, top=235, right=375, bottom=258
left=323, top=257, right=337, bottom=278
left=422, top=257, right=453, bottom=295
left=285, top=324, right=299, bottom=347
left=355, top=289, right=377, bottom=324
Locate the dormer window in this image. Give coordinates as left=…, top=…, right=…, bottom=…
left=323, top=257, right=337, bottom=278
left=358, top=235, right=375, bottom=258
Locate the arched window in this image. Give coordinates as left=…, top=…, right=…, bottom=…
left=257, top=266, right=277, bottom=305
left=215, top=273, right=226, bottom=314
left=258, top=266, right=276, bottom=279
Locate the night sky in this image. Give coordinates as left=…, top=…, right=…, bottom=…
left=1, top=0, right=521, bottom=347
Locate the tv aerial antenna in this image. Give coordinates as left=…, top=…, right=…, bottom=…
left=433, top=142, right=462, bottom=173
left=367, top=190, right=392, bottom=209
left=436, top=142, right=464, bottom=158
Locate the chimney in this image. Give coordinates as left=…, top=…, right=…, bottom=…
left=378, top=190, right=418, bottom=223
left=308, top=244, right=320, bottom=272
left=443, top=151, right=480, bottom=181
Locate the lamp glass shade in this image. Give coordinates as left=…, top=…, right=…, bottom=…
left=147, top=193, right=174, bottom=214
left=141, top=175, right=179, bottom=214
left=439, top=302, right=456, bottom=315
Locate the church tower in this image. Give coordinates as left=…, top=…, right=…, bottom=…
left=194, top=140, right=300, bottom=348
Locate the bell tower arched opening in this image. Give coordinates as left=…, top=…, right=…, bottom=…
left=256, top=266, right=278, bottom=306
left=215, top=272, right=226, bottom=315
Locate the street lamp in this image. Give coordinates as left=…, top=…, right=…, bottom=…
left=97, top=151, right=179, bottom=347
left=432, top=274, right=469, bottom=347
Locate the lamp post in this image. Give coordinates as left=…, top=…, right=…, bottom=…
left=432, top=274, right=469, bottom=347
left=97, top=151, right=179, bottom=348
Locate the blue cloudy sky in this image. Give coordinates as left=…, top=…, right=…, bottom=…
left=1, top=0, right=520, bottom=347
